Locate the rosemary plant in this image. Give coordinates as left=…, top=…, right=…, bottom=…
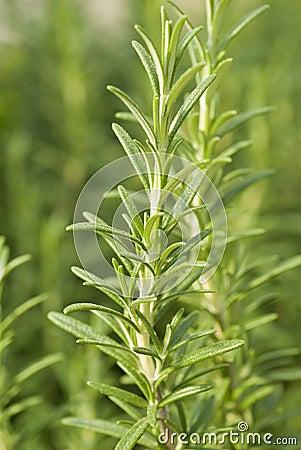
left=0, top=237, right=61, bottom=449
left=49, top=1, right=301, bottom=449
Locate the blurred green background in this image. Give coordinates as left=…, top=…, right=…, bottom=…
left=0, top=0, right=300, bottom=448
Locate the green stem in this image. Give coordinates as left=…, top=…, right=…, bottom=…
left=137, top=279, right=155, bottom=382
left=198, top=2, right=214, bottom=155
left=157, top=388, right=175, bottom=450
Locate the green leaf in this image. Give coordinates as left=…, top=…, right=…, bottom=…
left=248, top=255, right=301, bottom=291
left=223, top=169, right=274, bottom=202
left=176, top=402, right=187, bottom=432
left=92, top=310, right=129, bottom=345
left=82, top=213, right=134, bottom=274
left=162, top=18, right=171, bottom=78
left=232, top=376, right=265, bottom=400
left=167, top=15, right=187, bottom=82
left=135, top=309, right=162, bottom=354
left=85, top=283, right=128, bottom=310
left=227, top=228, right=266, bottom=244
left=0, top=240, right=8, bottom=269
left=206, top=136, right=221, bottom=158
left=0, top=334, right=13, bottom=354
left=168, top=75, right=216, bottom=145
left=244, top=313, right=278, bottom=331
left=48, top=312, right=130, bottom=360
left=245, top=293, right=277, bottom=314
left=159, top=385, right=212, bottom=407
left=168, top=329, right=216, bottom=354
left=118, top=185, right=144, bottom=236
left=157, top=340, right=244, bottom=384
left=63, top=416, right=157, bottom=448
left=206, top=58, right=233, bottom=100
left=63, top=303, right=140, bottom=332
left=112, top=397, right=144, bottom=421
left=160, top=6, right=168, bottom=62
left=71, top=266, right=128, bottom=309
left=48, top=313, right=154, bottom=398
left=0, top=293, right=47, bottom=334
left=112, top=258, right=130, bottom=298
left=143, top=212, right=164, bottom=246
left=3, top=254, right=31, bottom=279
left=115, top=112, right=137, bottom=123
left=132, top=40, right=159, bottom=96
left=236, top=255, right=279, bottom=279
left=67, top=221, right=146, bottom=251
left=166, top=63, right=205, bottom=114
left=71, top=265, right=105, bottom=285
left=175, top=25, right=204, bottom=72
left=131, top=296, right=157, bottom=309
left=163, top=206, right=206, bottom=235
left=152, top=262, right=205, bottom=293
left=84, top=209, right=132, bottom=239
left=217, top=5, right=270, bottom=53
left=133, top=347, right=161, bottom=360
left=240, top=385, right=274, bottom=410
left=172, top=263, right=204, bottom=293
left=147, top=228, right=168, bottom=263
left=216, top=106, right=274, bottom=138
left=108, top=86, right=155, bottom=146
left=159, top=289, right=215, bottom=303
left=14, top=406, right=69, bottom=447
left=152, top=297, right=172, bottom=321
left=171, top=171, right=206, bottom=218
left=112, top=123, right=150, bottom=190
left=174, top=229, right=211, bottom=261
left=14, top=353, right=62, bottom=385
left=223, top=168, right=251, bottom=183
left=3, top=396, right=41, bottom=420
left=160, top=163, right=202, bottom=207
left=116, top=360, right=152, bottom=401
left=175, top=364, right=229, bottom=388
left=266, top=368, right=301, bottom=382
left=114, top=417, right=149, bottom=450
left=217, top=140, right=252, bottom=159
left=72, top=265, right=122, bottom=293
left=147, top=403, right=157, bottom=427
left=212, top=0, right=231, bottom=43
left=87, top=381, right=147, bottom=408
left=169, top=311, right=199, bottom=348
left=122, top=213, right=139, bottom=238
left=135, top=25, right=164, bottom=93
left=157, top=242, right=183, bottom=272
left=210, top=110, right=237, bottom=135
left=256, top=348, right=300, bottom=366
left=62, top=417, right=128, bottom=438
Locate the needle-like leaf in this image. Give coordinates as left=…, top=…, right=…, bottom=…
left=168, top=75, right=216, bottom=145
left=108, top=86, right=156, bottom=146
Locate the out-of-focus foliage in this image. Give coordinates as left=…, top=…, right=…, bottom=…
left=1, top=1, right=133, bottom=448
left=226, top=1, right=301, bottom=435
left=0, top=0, right=300, bottom=448
left=0, top=237, right=62, bottom=449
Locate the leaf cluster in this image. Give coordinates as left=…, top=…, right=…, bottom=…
left=47, top=5, right=248, bottom=448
